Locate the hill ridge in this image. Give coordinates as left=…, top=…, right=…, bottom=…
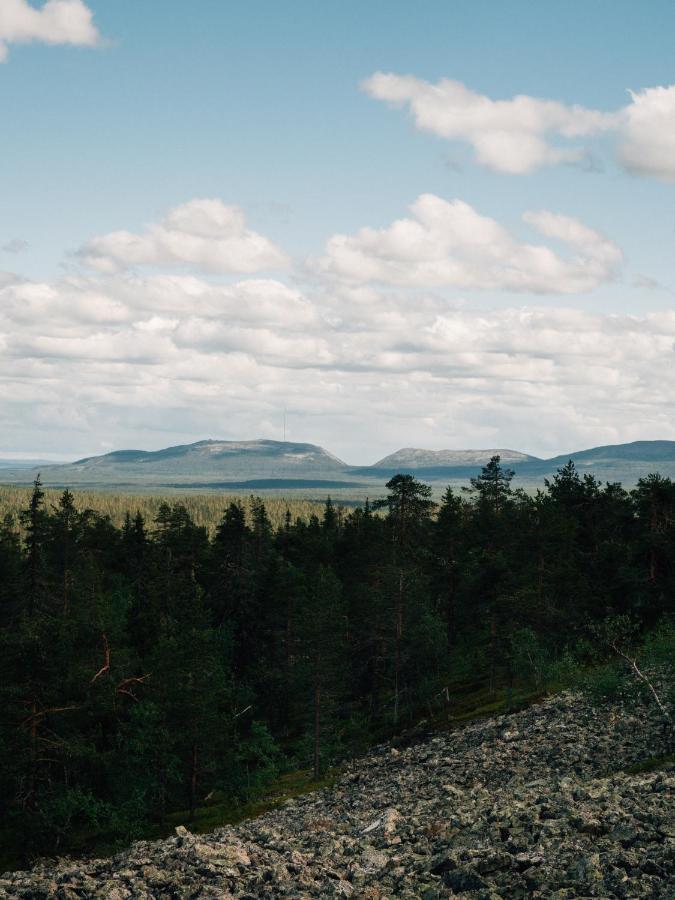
left=373, top=447, right=539, bottom=468
left=3, top=438, right=675, bottom=491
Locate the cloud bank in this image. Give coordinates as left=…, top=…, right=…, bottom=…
left=0, top=0, right=100, bottom=62
left=1, top=265, right=672, bottom=459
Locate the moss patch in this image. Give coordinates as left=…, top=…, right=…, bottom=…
left=624, top=753, right=674, bottom=775
left=166, top=768, right=338, bottom=836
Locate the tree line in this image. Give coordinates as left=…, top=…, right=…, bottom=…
left=0, top=457, right=673, bottom=859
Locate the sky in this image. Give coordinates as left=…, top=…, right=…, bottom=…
left=1, top=0, right=675, bottom=464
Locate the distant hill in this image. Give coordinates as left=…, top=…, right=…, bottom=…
left=2, top=438, right=675, bottom=493
left=0, top=440, right=350, bottom=488
left=373, top=448, right=538, bottom=469
left=71, top=440, right=347, bottom=475
left=368, top=440, right=675, bottom=485
left=545, top=440, right=675, bottom=467
left=0, top=458, right=60, bottom=469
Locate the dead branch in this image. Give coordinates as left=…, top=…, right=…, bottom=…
left=22, top=705, right=80, bottom=728
left=116, top=674, right=150, bottom=702
left=90, top=632, right=110, bottom=683
left=610, top=640, right=671, bottom=721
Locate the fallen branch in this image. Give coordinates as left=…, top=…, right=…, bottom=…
left=610, top=640, right=671, bottom=721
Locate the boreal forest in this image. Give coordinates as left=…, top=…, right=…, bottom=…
left=0, top=457, right=673, bottom=862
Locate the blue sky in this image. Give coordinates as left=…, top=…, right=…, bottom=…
left=1, top=0, right=674, bottom=461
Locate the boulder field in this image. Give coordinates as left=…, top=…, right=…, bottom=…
left=1, top=692, right=673, bottom=898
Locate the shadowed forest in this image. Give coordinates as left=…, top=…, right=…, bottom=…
left=0, top=457, right=673, bottom=864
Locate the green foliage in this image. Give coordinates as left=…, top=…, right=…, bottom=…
left=509, top=627, right=550, bottom=688
left=579, top=662, right=629, bottom=701
left=233, top=721, right=283, bottom=801
left=642, top=618, right=675, bottom=672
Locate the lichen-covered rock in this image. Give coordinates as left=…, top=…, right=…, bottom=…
left=1, top=692, right=672, bottom=897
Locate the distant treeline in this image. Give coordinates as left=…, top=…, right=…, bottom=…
left=0, top=458, right=673, bottom=861
left=0, top=485, right=327, bottom=533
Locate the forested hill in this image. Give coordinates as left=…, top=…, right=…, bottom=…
left=3, top=438, right=675, bottom=491
left=365, top=440, right=675, bottom=483
left=0, top=457, right=673, bottom=866
left=0, top=440, right=348, bottom=487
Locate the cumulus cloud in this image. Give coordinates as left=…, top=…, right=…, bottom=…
left=0, top=0, right=100, bottom=62
left=314, top=194, right=622, bottom=293
left=619, top=85, right=675, bottom=182
left=1, top=270, right=673, bottom=460
left=363, top=73, right=675, bottom=183
left=362, top=73, right=617, bottom=173
left=77, top=199, right=290, bottom=274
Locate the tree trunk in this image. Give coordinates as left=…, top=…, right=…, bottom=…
left=189, top=743, right=198, bottom=819
left=313, top=682, right=321, bottom=779
left=393, top=570, right=403, bottom=724
left=489, top=610, right=497, bottom=697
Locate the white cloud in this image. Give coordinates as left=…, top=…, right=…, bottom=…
left=619, top=85, right=675, bottom=182
left=362, top=73, right=617, bottom=173
left=314, top=194, right=622, bottom=293
left=78, top=199, right=290, bottom=274
left=0, top=0, right=100, bottom=62
left=363, top=73, right=675, bottom=184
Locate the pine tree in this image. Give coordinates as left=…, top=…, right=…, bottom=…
left=293, top=565, right=347, bottom=777
left=20, top=476, right=47, bottom=615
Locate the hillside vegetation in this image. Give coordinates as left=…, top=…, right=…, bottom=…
left=0, top=457, right=673, bottom=871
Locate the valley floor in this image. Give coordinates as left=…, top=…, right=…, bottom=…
left=1, top=692, right=673, bottom=898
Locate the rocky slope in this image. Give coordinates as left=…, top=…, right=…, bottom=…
left=1, top=693, right=673, bottom=898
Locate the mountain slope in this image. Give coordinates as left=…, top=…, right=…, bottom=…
left=2, top=439, right=675, bottom=491
left=1, top=440, right=351, bottom=487
left=2, top=692, right=671, bottom=897
left=368, top=440, right=675, bottom=484
left=373, top=447, right=539, bottom=469
left=546, top=439, right=675, bottom=467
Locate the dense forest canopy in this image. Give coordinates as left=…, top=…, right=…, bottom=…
left=0, top=458, right=673, bottom=861
left=0, top=486, right=327, bottom=534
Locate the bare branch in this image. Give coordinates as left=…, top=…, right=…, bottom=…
left=90, top=632, right=110, bottom=684
left=22, top=705, right=79, bottom=728
left=610, top=640, right=671, bottom=721
left=116, top=674, right=150, bottom=702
